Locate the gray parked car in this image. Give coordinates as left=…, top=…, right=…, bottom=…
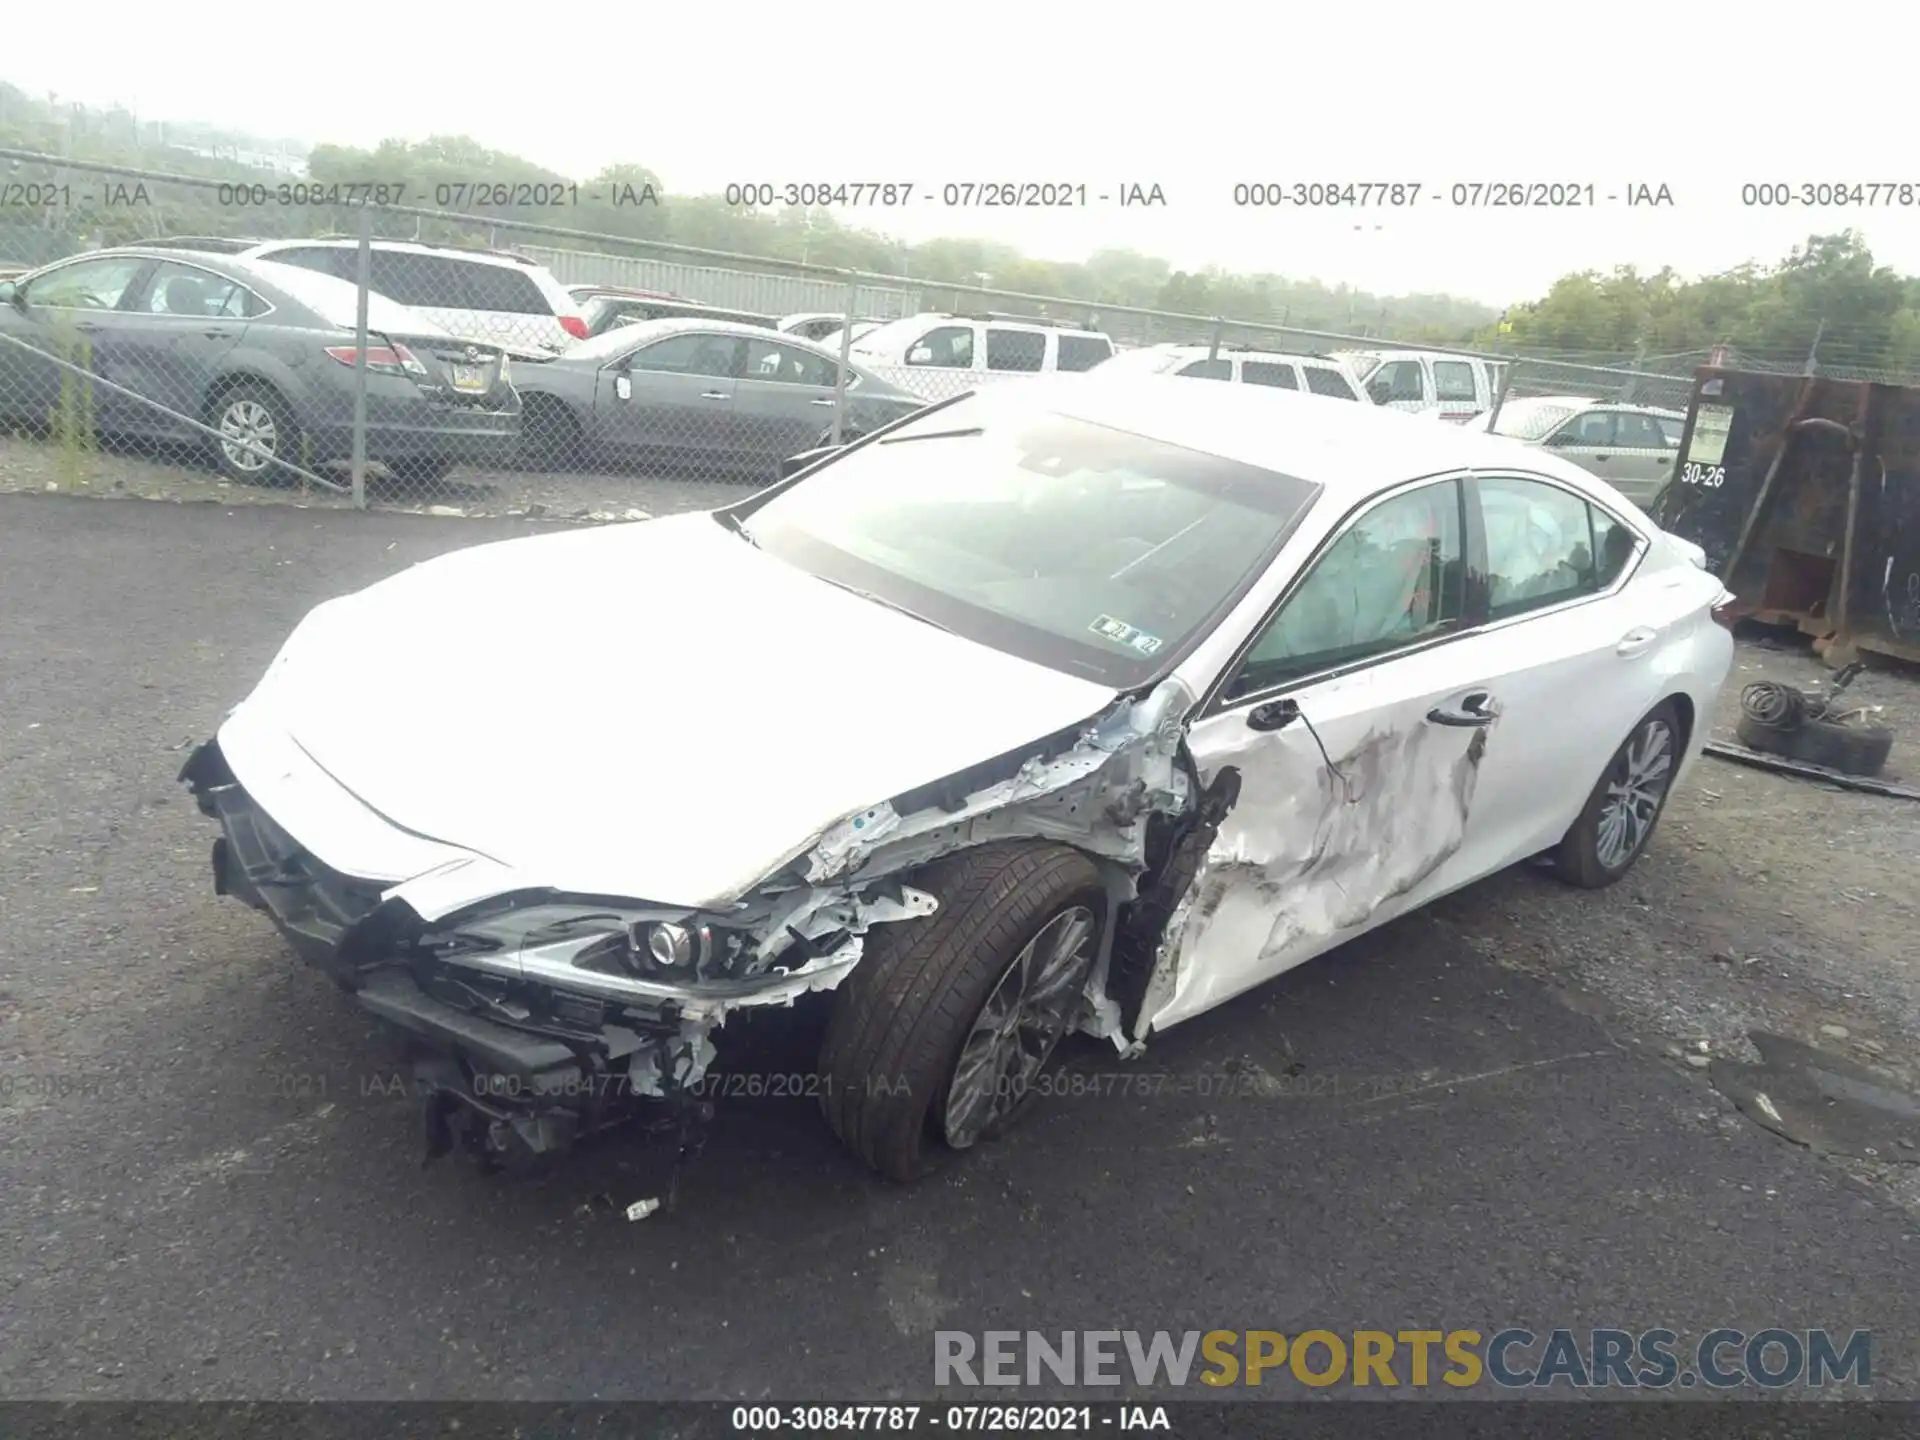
left=0, top=247, right=520, bottom=484
left=1469, top=396, right=1685, bottom=509
left=510, top=316, right=926, bottom=477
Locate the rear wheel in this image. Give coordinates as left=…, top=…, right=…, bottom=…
left=818, top=842, right=1105, bottom=1182
left=207, top=382, right=300, bottom=485
left=1551, top=700, right=1681, bottom=888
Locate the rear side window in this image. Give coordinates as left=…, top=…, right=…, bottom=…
left=1242, top=361, right=1299, bottom=389
left=1432, top=361, right=1478, bottom=402
left=1478, top=475, right=1630, bottom=619
left=366, top=251, right=467, bottom=309
left=1304, top=366, right=1359, bottom=400
left=986, top=327, right=1046, bottom=372
left=1176, top=358, right=1231, bottom=380
left=460, top=262, right=553, bottom=315
left=1056, top=334, right=1113, bottom=372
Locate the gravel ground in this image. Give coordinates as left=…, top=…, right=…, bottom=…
left=3, top=489, right=1920, bottom=1404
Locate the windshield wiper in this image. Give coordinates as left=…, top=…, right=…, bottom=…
left=813, top=575, right=955, bottom=635
left=880, top=426, right=984, bottom=446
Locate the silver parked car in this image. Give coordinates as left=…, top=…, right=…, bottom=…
left=510, top=317, right=926, bottom=477
left=1471, top=396, right=1685, bottom=508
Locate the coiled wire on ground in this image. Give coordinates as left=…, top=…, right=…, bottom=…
left=1739, top=680, right=1817, bottom=730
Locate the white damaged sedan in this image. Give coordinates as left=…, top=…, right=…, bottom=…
left=182, top=374, right=1736, bottom=1181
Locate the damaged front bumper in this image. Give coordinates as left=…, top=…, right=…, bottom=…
left=178, top=739, right=936, bottom=1169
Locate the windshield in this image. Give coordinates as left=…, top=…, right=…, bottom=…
left=1489, top=397, right=1584, bottom=441
left=736, top=394, right=1322, bottom=687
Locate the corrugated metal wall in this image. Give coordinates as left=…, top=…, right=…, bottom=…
left=519, top=244, right=922, bottom=321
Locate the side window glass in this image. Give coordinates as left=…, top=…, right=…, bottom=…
left=1227, top=480, right=1466, bottom=697
left=26, top=257, right=147, bottom=310
left=745, top=338, right=837, bottom=386
left=1592, top=507, right=1640, bottom=587
left=1176, top=358, right=1231, bottom=380
left=1241, top=362, right=1299, bottom=388
left=1377, top=360, right=1425, bottom=402
left=1614, top=413, right=1666, bottom=449
left=1433, top=361, right=1477, bottom=401
left=629, top=333, right=744, bottom=377
left=1304, top=367, right=1358, bottom=400
left=1479, top=476, right=1601, bottom=619
left=143, top=261, right=250, bottom=318
left=1560, top=411, right=1617, bottom=447
left=985, top=327, right=1046, bottom=372
left=905, top=325, right=975, bottom=368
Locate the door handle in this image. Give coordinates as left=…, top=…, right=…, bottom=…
left=810, top=397, right=837, bottom=406
left=698, top=391, right=730, bottom=401
left=1616, top=626, right=1658, bottom=656
left=1426, top=691, right=1498, bottom=727
left=1592, top=454, right=1611, bottom=461
left=202, top=329, right=233, bottom=340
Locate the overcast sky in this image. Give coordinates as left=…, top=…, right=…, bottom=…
left=10, top=2, right=1919, bottom=307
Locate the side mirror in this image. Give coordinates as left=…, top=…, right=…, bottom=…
left=907, top=345, right=933, bottom=365
left=614, top=373, right=633, bottom=401
left=1544, top=430, right=1576, bottom=447
left=2, top=281, right=24, bottom=312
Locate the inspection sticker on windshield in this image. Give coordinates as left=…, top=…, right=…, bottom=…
left=1089, top=615, right=1163, bottom=655
left=1686, top=404, right=1734, bottom=467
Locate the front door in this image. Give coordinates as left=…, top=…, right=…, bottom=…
left=597, top=330, right=745, bottom=464
left=1152, top=473, right=1492, bottom=1031
left=0, top=254, right=152, bottom=433
left=108, top=260, right=254, bottom=438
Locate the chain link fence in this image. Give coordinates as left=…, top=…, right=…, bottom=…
left=0, top=145, right=1886, bottom=522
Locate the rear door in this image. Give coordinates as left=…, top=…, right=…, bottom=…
left=983, top=325, right=1047, bottom=387
left=109, top=259, right=257, bottom=436
left=1542, top=409, right=1622, bottom=484
left=595, top=329, right=746, bottom=459
left=735, top=335, right=843, bottom=467
left=1449, top=471, right=1677, bottom=870
left=1604, top=410, right=1678, bottom=506
left=1429, top=357, right=1482, bottom=422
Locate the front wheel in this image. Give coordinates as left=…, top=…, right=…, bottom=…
left=817, top=843, right=1105, bottom=1182
left=1551, top=700, right=1682, bottom=888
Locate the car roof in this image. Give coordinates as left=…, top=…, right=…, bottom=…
left=246, top=237, right=539, bottom=270
left=610, top=315, right=839, bottom=347
left=860, top=312, right=1106, bottom=340
left=998, top=374, right=1607, bottom=497
left=1142, top=343, right=1352, bottom=365
left=1506, top=394, right=1685, bottom=418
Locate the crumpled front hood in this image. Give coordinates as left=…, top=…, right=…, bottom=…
left=221, top=513, right=1116, bottom=908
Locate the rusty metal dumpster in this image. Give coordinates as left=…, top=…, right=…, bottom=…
left=1653, top=368, right=1920, bottom=666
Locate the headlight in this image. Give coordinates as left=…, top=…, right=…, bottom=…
left=640, top=920, right=703, bottom=968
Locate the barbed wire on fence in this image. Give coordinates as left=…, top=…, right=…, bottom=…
left=1, top=144, right=1916, bottom=519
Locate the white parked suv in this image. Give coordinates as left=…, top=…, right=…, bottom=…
left=1337, top=348, right=1507, bottom=421
left=848, top=312, right=1116, bottom=400
left=227, top=238, right=586, bottom=355
left=1094, top=343, right=1368, bottom=401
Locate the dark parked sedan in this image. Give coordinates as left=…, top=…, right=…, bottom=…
left=509, top=316, right=926, bottom=479
left=0, top=247, right=520, bottom=484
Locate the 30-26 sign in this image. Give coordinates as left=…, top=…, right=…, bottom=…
left=1681, top=462, right=1726, bottom=487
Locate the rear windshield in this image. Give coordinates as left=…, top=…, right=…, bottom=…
left=737, top=393, right=1322, bottom=687
left=239, top=259, right=442, bottom=335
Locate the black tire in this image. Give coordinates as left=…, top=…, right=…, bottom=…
left=518, top=395, right=581, bottom=471
left=1735, top=712, right=1892, bottom=777
left=818, top=842, right=1105, bottom=1183
left=205, top=381, right=301, bottom=486
left=1551, top=700, right=1683, bottom=889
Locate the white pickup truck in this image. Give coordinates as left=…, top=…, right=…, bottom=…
left=1336, top=348, right=1507, bottom=421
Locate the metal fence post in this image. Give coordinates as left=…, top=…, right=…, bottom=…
left=1486, top=358, right=1518, bottom=432
left=1622, top=341, right=1647, bottom=402
left=831, top=273, right=857, bottom=446
left=1804, top=319, right=1826, bottom=377
left=1207, top=317, right=1224, bottom=363
left=350, top=204, right=372, bottom=509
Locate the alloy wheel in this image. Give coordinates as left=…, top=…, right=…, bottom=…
left=1594, top=716, right=1674, bottom=870
left=942, top=905, right=1097, bottom=1148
